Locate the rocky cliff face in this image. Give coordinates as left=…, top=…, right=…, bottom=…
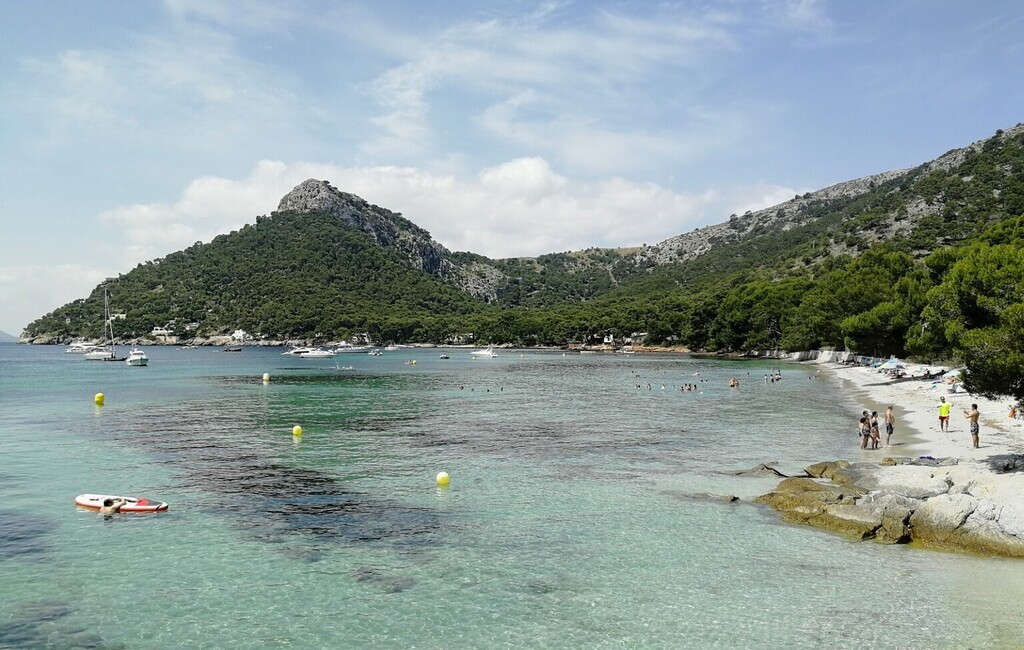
left=633, top=168, right=912, bottom=267
left=278, top=124, right=1024, bottom=302
left=634, top=123, right=1024, bottom=267
left=277, top=179, right=504, bottom=301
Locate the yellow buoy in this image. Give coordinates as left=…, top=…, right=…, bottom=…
left=435, top=471, right=450, bottom=487
left=263, top=372, right=270, bottom=383
left=94, top=393, right=105, bottom=406
left=292, top=425, right=303, bottom=436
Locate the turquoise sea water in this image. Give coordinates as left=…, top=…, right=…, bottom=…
left=2, top=343, right=1023, bottom=649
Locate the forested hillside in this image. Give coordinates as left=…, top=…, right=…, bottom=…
left=23, top=125, right=1024, bottom=398
left=27, top=210, right=491, bottom=344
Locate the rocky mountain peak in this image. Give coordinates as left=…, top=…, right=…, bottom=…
left=277, top=179, right=374, bottom=230
left=275, top=179, right=504, bottom=302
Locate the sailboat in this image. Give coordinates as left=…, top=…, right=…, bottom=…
left=84, top=289, right=124, bottom=361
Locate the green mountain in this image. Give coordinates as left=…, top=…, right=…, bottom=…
left=22, top=124, right=1024, bottom=400
left=25, top=202, right=491, bottom=344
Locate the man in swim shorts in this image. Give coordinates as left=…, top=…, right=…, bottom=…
left=964, top=404, right=980, bottom=448
left=99, top=498, right=126, bottom=516
left=884, top=405, right=895, bottom=447
left=937, top=396, right=952, bottom=432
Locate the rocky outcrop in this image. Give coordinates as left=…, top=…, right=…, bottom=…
left=276, top=179, right=505, bottom=301
left=636, top=123, right=1024, bottom=271
left=756, top=458, right=1024, bottom=558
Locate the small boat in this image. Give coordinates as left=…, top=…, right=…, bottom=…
left=224, top=346, right=242, bottom=352
left=74, top=493, right=169, bottom=513
left=125, top=347, right=149, bottom=366
left=470, top=347, right=497, bottom=358
left=368, top=349, right=383, bottom=356
left=439, top=353, right=450, bottom=359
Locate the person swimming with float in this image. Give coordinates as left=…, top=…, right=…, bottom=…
left=99, top=497, right=127, bottom=517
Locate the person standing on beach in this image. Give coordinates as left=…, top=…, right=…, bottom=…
left=964, top=404, right=980, bottom=448
left=884, top=405, right=896, bottom=447
left=858, top=416, right=870, bottom=449
left=938, top=396, right=952, bottom=432
left=869, top=411, right=881, bottom=449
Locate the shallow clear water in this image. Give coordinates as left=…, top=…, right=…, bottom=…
left=1, top=344, right=1023, bottom=648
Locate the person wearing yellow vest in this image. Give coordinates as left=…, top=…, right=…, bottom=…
left=937, top=396, right=953, bottom=432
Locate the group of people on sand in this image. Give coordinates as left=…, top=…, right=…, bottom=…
left=858, top=406, right=896, bottom=450
left=856, top=398, right=982, bottom=451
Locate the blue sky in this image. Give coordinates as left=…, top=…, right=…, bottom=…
left=1, top=0, right=1022, bottom=335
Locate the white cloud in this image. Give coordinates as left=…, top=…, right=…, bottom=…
left=21, top=11, right=308, bottom=156
left=0, top=264, right=109, bottom=335
left=726, top=182, right=812, bottom=217
left=359, top=4, right=755, bottom=174
left=95, top=158, right=799, bottom=264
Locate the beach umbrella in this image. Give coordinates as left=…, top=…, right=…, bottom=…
left=943, top=369, right=963, bottom=378
left=880, top=358, right=905, bottom=369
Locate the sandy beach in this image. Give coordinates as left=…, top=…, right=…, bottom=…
left=768, top=357, right=1024, bottom=557
left=822, top=359, right=1023, bottom=459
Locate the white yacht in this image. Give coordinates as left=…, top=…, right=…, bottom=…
left=297, top=347, right=336, bottom=358
left=334, top=342, right=371, bottom=354
left=66, top=341, right=101, bottom=354
left=470, top=347, right=497, bottom=358
left=282, top=346, right=317, bottom=356
left=125, top=347, right=149, bottom=366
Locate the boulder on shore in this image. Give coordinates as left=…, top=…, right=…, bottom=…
left=755, top=460, right=1024, bottom=558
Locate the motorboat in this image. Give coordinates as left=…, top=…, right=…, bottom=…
left=368, top=349, right=383, bottom=356
left=125, top=347, right=149, bottom=366
left=334, top=342, right=371, bottom=354
left=66, top=341, right=101, bottom=354
left=84, top=347, right=117, bottom=361
left=439, top=353, right=450, bottom=359
left=282, top=346, right=317, bottom=356
left=298, top=347, right=336, bottom=358
left=470, top=347, right=497, bottom=358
